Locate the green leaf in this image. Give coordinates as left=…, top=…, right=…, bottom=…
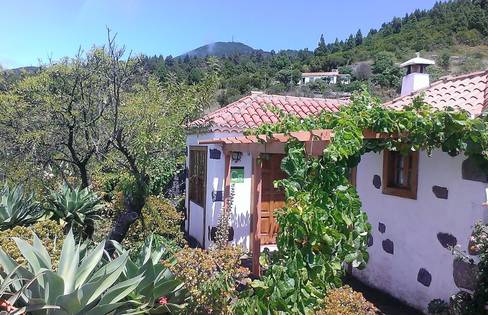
left=56, top=229, right=80, bottom=294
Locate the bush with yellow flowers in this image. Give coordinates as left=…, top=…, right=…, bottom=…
left=123, top=196, right=185, bottom=251
left=315, top=286, right=377, bottom=315
left=0, top=220, right=64, bottom=267
left=166, top=246, right=249, bottom=314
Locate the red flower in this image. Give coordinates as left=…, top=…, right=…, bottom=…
left=157, top=296, right=168, bottom=305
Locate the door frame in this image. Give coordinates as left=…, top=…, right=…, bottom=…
left=187, top=145, right=208, bottom=248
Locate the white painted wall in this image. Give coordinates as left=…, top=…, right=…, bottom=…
left=353, top=149, right=487, bottom=312
left=401, top=73, right=430, bottom=96
left=186, top=132, right=252, bottom=250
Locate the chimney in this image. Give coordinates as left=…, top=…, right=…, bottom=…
left=400, top=52, right=435, bottom=96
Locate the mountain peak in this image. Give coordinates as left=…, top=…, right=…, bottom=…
left=180, top=41, right=257, bottom=58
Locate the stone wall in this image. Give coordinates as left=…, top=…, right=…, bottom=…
left=352, top=150, right=487, bottom=312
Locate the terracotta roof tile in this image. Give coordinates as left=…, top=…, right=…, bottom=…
left=189, top=93, right=348, bottom=132
left=385, top=69, right=488, bottom=116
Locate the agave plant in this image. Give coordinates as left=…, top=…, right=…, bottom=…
left=47, top=185, right=103, bottom=238
left=0, top=184, right=44, bottom=231
left=114, top=234, right=187, bottom=314
left=0, top=230, right=142, bottom=314
left=0, top=266, right=59, bottom=314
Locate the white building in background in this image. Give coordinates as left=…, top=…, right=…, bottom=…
left=185, top=56, right=488, bottom=313
left=299, top=69, right=351, bottom=85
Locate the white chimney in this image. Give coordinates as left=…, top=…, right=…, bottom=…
left=400, top=53, right=435, bottom=96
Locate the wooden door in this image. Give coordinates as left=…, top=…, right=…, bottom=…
left=260, top=154, right=286, bottom=244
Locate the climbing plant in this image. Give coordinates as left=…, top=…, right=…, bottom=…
left=235, top=88, right=488, bottom=314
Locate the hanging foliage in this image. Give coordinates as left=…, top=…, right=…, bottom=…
left=235, top=89, right=488, bottom=314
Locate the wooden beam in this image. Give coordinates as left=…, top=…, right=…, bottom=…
left=250, top=153, right=262, bottom=276
left=304, top=140, right=329, bottom=156
left=290, top=131, right=313, bottom=142
left=271, top=133, right=290, bottom=142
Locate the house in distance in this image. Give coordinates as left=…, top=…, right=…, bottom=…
left=299, top=69, right=351, bottom=85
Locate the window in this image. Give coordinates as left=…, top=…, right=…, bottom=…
left=382, top=150, right=419, bottom=199
left=189, top=146, right=207, bottom=207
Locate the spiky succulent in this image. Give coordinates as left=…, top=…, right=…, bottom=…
left=0, top=230, right=142, bottom=314
left=47, top=185, right=103, bottom=238
left=0, top=184, right=44, bottom=230
left=114, top=234, right=187, bottom=314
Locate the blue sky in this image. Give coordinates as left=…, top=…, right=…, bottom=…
left=1, top=0, right=441, bottom=68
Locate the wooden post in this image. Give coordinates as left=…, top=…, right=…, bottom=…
left=250, top=153, right=262, bottom=276
left=223, top=152, right=232, bottom=209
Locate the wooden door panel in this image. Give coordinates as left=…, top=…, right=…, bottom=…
left=260, top=154, right=286, bottom=245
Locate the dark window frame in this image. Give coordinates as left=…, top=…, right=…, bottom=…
left=189, top=146, right=207, bottom=207
left=382, top=150, right=419, bottom=199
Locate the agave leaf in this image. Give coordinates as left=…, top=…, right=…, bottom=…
left=134, top=259, right=156, bottom=295
left=89, top=252, right=126, bottom=282
left=12, top=238, right=49, bottom=273
left=82, top=301, right=128, bottom=315
left=12, top=304, right=60, bottom=315
left=53, top=288, right=82, bottom=314
left=99, top=273, right=144, bottom=305
left=74, top=240, right=105, bottom=289
left=41, top=270, right=65, bottom=305
left=32, top=233, right=52, bottom=270
left=149, top=302, right=186, bottom=314
left=153, top=279, right=183, bottom=299
left=140, top=234, right=153, bottom=265
left=79, top=254, right=128, bottom=306
left=57, top=230, right=80, bottom=294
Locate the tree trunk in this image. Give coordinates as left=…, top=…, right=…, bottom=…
left=79, top=163, right=90, bottom=189
left=104, top=187, right=146, bottom=255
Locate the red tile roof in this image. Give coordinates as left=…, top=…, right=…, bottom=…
left=189, top=92, right=349, bottom=133
left=385, top=69, right=488, bottom=116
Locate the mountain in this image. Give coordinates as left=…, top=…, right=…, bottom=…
left=180, top=42, right=259, bottom=58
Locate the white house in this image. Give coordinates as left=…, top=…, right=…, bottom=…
left=299, top=70, right=351, bottom=85
left=185, top=56, right=488, bottom=312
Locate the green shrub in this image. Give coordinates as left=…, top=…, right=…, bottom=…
left=0, top=184, right=44, bottom=230
left=123, top=196, right=185, bottom=251
left=428, top=299, right=449, bottom=314
left=0, top=220, right=64, bottom=266
left=167, top=246, right=249, bottom=314
left=315, top=286, right=377, bottom=315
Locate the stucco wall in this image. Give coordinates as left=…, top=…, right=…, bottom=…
left=186, top=132, right=252, bottom=250
left=353, top=149, right=487, bottom=312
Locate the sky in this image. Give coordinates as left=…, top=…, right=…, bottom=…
left=0, top=0, right=442, bottom=69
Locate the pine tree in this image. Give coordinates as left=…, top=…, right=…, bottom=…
left=314, top=34, right=329, bottom=56
left=355, top=29, right=363, bottom=46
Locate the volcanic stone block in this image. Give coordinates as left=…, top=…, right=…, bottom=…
left=367, top=234, right=374, bottom=247
left=212, top=190, right=224, bottom=202
left=432, top=186, right=448, bottom=199
left=382, top=239, right=394, bottom=254
left=437, top=232, right=457, bottom=249
left=462, top=157, right=488, bottom=183
left=209, top=148, right=221, bottom=160
left=378, top=222, right=386, bottom=233
left=417, top=268, right=432, bottom=287
left=453, top=258, right=479, bottom=291
left=373, top=175, right=381, bottom=189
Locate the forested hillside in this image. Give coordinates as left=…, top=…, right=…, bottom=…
left=142, top=0, right=488, bottom=104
